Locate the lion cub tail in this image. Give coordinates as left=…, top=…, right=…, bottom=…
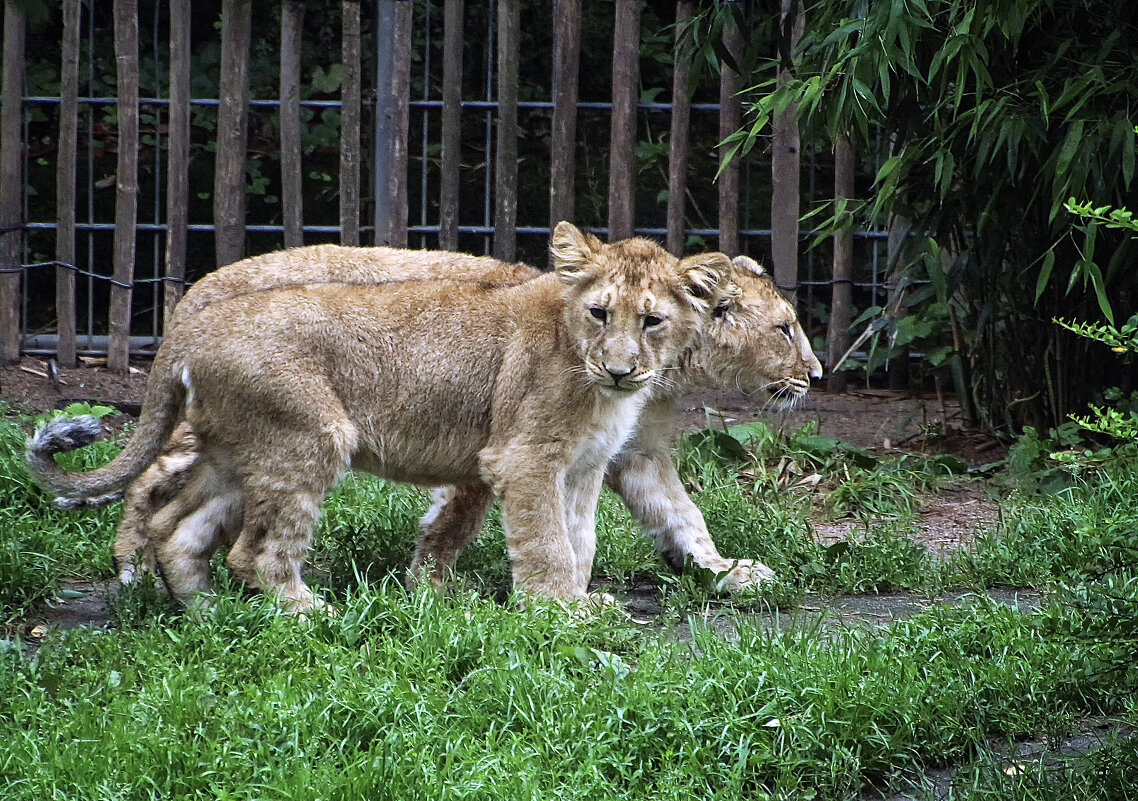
left=25, top=350, right=187, bottom=508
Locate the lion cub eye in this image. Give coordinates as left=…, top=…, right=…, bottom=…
left=712, top=302, right=730, bottom=319
left=777, top=322, right=793, bottom=339
left=642, top=314, right=664, bottom=329
left=589, top=307, right=607, bottom=323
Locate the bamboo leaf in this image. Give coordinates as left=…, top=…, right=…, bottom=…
left=1034, top=250, right=1055, bottom=305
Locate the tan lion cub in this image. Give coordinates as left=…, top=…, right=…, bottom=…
left=28, top=222, right=728, bottom=610
left=110, top=251, right=820, bottom=597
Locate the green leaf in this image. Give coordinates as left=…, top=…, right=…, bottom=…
left=1055, top=119, right=1085, bottom=179
left=1034, top=250, right=1055, bottom=305
left=1124, top=125, right=1135, bottom=187
left=726, top=422, right=774, bottom=448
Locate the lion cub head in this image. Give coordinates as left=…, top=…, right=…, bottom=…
left=699, top=255, right=824, bottom=407
left=551, top=221, right=729, bottom=395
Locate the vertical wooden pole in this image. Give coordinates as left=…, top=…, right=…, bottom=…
left=439, top=0, right=463, bottom=251
left=493, top=0, right=519, bottom=262
left=55, top=0, right=81, bottom=366
left=0, top=0, right=25, bottom=365
left=608, top=0, right=640, bottom=242
left=887, top=212, right=912, bottom=389
left=827, top=136, right=854, bottom=392
left=771, top=0, right=804, bottom=302
left=388, top=0, right=412, bottom=248
left=164, top=0, right=190, bottom=326
left=340, top=0, right=361, bottom=246
left=373, top=0, right=396, bottom=245
left=108, top=0, right=139, bottom=375
left=549, top=0, right=580, bottom=237
left=214, top=0, right=252, bottom=267
left=666, top=1, right=692, bottom=257
left=280, top=0, right=305, bottom=249
left=717, top=7, right=742, bottom=257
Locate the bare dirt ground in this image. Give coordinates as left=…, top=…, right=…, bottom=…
left=676, top=384, right=1006, bottom=554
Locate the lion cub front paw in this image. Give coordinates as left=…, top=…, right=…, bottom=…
left=694, top=557, right=775, bottom=592
left=719, top=558, right=775, bottom=591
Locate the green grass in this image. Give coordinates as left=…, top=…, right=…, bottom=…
left=2, top=406, right=1137, bottom=799
left=0, top=585, right=1133, bottom=800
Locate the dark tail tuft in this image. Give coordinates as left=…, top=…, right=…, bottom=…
left=30, top=415, right=104, bottom=455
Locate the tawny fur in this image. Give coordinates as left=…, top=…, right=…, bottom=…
left=27, top=223, right=728, bottom=609
left=114, top=251, right=821, bottom=597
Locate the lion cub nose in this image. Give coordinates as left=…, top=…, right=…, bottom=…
left=604, top=365, right=635, bottom=386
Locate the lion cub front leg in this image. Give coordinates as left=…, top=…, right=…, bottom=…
left=481, top=447, right=581, bottom=601
left=606, top=445, right=775, bottom=591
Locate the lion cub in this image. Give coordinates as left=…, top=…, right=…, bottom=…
left=29, top=223, right=728, bottom=610
left=107, top=252, right=821, bottom=596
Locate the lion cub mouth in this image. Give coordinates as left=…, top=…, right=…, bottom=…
left=590, top=369, right=653, bottom=394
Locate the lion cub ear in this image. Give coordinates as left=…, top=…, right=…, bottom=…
left=676, top=251, right=731, bottom=307
left=731, top=254, right=767, bottom=277
left=551, top=221, right=604, bottom=285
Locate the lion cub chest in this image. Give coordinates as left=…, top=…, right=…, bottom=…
left=567, top=392, right=649, bottom=481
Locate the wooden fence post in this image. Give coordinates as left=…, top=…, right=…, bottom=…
left=164, top=0, right=190, bottom=327
left=388, top=0, right=412, bottom=248
left=280, top=0, right=305, bottom=249
left=827, top=136, right=854, bottom=392
left=439, top=0, right=463, bottom=251
left=771, top=0, right=804, bottom=302
left=717, top=7, right=742, bottom=257
left=55, top=0, right=81, bottom=367
left=666, top=1, right=692, bottom=257
left=493, top=0, right=519, bottom=262
left=608, top=0, right=640, bottom=242
left=214, top=0, right=252, bottom=267
left=887, top=212, right=912, bottom=390
left=0, top=0, right=25, bottom=365
left=108, top=0, right=139, bottom=375
left=340, top=0, right=361, bottom=246
left=549, top=0, right=580, bottom=240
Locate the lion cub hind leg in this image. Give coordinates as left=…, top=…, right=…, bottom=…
left=225, top=418, right=357, bottom=613
left=408, top=484, right=495, bottom=586
left=114, top=424, right=202, bottom=584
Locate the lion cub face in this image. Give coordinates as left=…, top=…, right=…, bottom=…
left=552, top=222, right=729, bottom=394
left=702, top=255, right=824, bottom=407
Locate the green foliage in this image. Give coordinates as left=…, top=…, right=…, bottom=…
left=724, top=0, right=1138, bottom=430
